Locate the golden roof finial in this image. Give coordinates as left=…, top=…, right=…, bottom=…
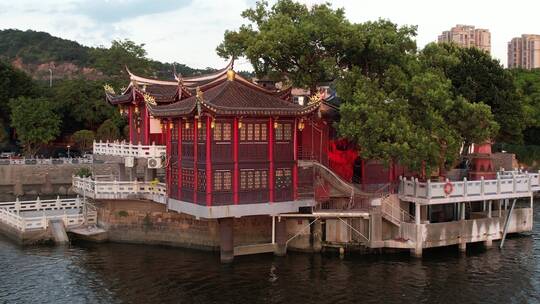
left=196, top=86, right=203, bottom=99
left=227, top=69, right=236, bottom=81
left=143, top=93, right=157, bottom=106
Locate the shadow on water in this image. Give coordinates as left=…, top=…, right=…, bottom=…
left=1, top=209, right=540, bottom=303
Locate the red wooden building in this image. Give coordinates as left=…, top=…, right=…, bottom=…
left=147, top=69, right=320, bottom=215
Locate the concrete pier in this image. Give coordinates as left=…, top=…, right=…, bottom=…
left=219, top=218, right=234, bottom=263
left=274, top=218, right=287, bottom=256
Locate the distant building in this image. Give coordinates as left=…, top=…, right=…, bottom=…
left=437, top=24, right=491, bottom=53
left=507, top=34, right=540, bottom=69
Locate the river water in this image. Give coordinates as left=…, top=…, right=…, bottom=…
left=1, top=210, right=540, bottom=304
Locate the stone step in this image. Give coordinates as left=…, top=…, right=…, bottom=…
left=233, top=243, right=276, bottom=256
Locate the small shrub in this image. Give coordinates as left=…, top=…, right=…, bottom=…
left=117, top=210, right=128, bottom=217
left=75, top=167, right=92, bottom=178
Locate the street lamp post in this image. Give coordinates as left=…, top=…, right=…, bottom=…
left=67, top=145, right=71, bottom=159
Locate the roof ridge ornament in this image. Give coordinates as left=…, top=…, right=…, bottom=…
left=103, top=84, right=115, bottom=95
left=308, top=92, right=324, bottom=105
left=227, top=69, right=236, bottom=81
left=143, top=93, right=157, bottom=106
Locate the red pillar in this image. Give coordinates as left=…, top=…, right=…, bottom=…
left=268, top=117, right=274, bottom=202
left=193, top=117, right=198, bottom=204
left=293, top=118, right=298, bottom=200
left=166, top=121, right=171, bottom=194
left=233, top=118, right=239, bottom=205
left=128, top=106, right=133, bottom=144
left=178, top=119, right=182, bottom=200
left=206, top=116, right=212, bottom=206
left=145, top=107, right=150, bottom=145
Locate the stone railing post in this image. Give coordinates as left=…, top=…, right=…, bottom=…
left=56, top=195, right=61, bottom=210
left=36, top=196, right=42, bottom=211
left=513, top=174, right=517, bottom=193
left=413, top=178, right=418, bottom=197
left=427, top=179, right=431, bottom=199
left=463, top=177, right=468, bottom=198
left=496, top=172, right=501, bottom=194
left=480, top=176, right=485, bottom=196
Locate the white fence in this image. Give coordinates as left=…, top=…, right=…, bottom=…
left=93, top=141, right=166, bottom=158
left=0, top=158, right=94, bottom=165
left=0, top=197, right=96, bottom=232
left=72, top=176, right=167, bottom=204
left=399, top=171, right=540, bottom=204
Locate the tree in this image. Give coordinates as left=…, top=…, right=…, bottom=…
left=96, top=119, right=121, bottom=141
left=0, top=60, right=38, bottom=123
left=217, top=0, right=351, bottom=91
left=511, top=68, right=540, bottom=145
left=52, top=79, right=116, bottom=133
left=429, top=44, right=523, bottom=143
left=217, top=1, right=417, bottom=92
left=72, top=130, right=95, bottom=153
left=9, top=97, right=60, bottom=157
left=92, top=39, right=152, bottom=79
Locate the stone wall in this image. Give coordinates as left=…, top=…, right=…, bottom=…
left=0, top=163, right=116, bottom=198
left=95, top=200, right=272, bottom=251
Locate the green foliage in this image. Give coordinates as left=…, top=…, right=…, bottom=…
left=0, top=29, right=92, bottom=66
left=117, top=210, right=129, bottom=217
left=52, top=79, right=116, bottom=132
left=0, top=60, right=38, bottom=123
left=9, top=97, right=60, bottom=156
left=75, top=167, right=92, bottom=178
left=72, top=130, right=95, bottom=152
left=97, top=119, right=121, bottom=141
left=432, top=44, right=523, bottom=143
left=217, top=0, right=352, bottom=90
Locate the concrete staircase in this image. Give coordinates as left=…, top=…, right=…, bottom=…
left=381, top=194, right=413, bottom=226
left=49, top=219, right=69, bottom=244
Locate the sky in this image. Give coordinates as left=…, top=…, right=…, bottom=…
left=1, top=0, right=539, bottom=71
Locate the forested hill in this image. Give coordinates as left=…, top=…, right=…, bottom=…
left=0, top=29, right=216, bottom=81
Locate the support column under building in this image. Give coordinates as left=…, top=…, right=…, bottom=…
left=410, top=203, right=422, bottom=258
left=459, top=202, right=467, bottom=253
left=484, top=201, right=493, bottom=248
left=312, top=219, right=322, bottom=253
left=218, top=217, right=234, bottom=263
left=274, top=218, right=287, bottom=256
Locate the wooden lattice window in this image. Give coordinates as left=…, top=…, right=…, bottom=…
left=213, top=123, right=222, bottom=141
left=197, top=122, right=206, bottom=141
left=223, top=123, right=231, bottom=141
left=254, top=124, right=260, bottom=141
left=247, top=123, right=253, bottom=141
left=260, top=124, right=267, bottom=141
left=240, top=125, right=246, bottom=141
left=274, top=123, right=292, bottom=142
left=214, top=170, right=232, bottom=191
left=283, top=123, right=292, bottom=141
left=240, top=169, right=268, bottom=190
left=182, top=123, right=194, bottom=141
left=197, top=169, right=206, bottom=191
left=182, top=168, right=194, bottom=188
left=171, top=122, right=179, bottom=140
left=275, top=168, right=292, bottom=189
left=213, top=122, right=232, bottom=141
left=275, top=123, right=283, bottom=141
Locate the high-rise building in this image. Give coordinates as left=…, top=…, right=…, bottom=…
left=507, top=35, right=540, bottom=69
left=437, top=24, right=491, bottom=53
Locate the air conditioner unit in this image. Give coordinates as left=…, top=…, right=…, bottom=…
left=147, top=157, right=162, bottom=169
left=125, top=156, right=134, bottom=168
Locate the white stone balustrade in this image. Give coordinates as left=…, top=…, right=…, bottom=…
left=93, top=141, right=166, bottom=158
left=72, top=176, right=167, bottom=204
left=399, top=171, right=540, bottom=204
left=0, top=197, right=96, bottom=232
